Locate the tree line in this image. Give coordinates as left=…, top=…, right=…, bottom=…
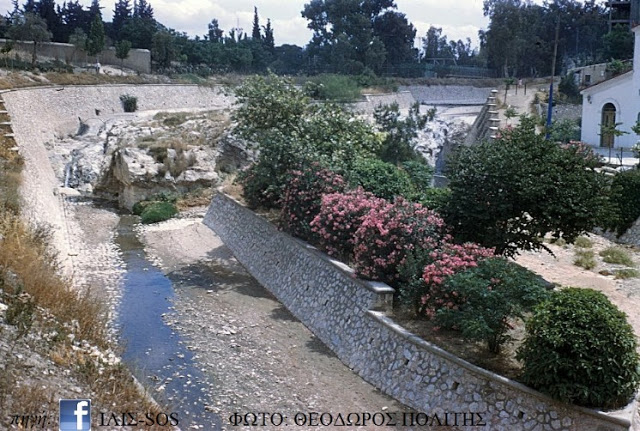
left=0, top=0, right=632, bottom=77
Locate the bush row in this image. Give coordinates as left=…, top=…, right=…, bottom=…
left=274, top=162, right=639, bottom=410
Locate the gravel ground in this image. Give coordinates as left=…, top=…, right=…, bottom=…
left=141, top=213, right=413, bottom=430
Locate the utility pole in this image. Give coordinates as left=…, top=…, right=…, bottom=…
left=545, top=18, right=560, bottom=140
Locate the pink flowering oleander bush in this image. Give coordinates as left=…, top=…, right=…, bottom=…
left=280, top=164, right=346, bottom=241
left=310, top=188, right=385, bottom=262
left=420, top=242, right=495, bottom=317
left=352, top=197, right=447, bottom=286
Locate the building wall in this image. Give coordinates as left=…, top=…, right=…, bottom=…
left=571, top=63, right=608, bottom=87
left=203, top=191, right=635, bottom=431
left=580, top=26, right=640, bottom=149
left=0, top=39, right=151, bottom=74
left=581, top=73, right=638, bottom=148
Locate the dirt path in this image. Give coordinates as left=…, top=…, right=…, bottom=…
left=141, top=214, right=412, bottom=430
left=514, top=235, right=640, bottom=349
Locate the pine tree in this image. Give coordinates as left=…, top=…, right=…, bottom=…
left=89, top=0, right=102, bottom=20
left=252, top=6, right=261, bottom=40
left=207, top=19, right=223, bottom=43
left=112, top=0, right=132, bottom=40
left=22, top=0, right=36, bottom=14
left=36, top=0, right=63, bottom=42
left=134, top=0, right=154, bottom=19
left=263, top=19, right=274, bottom=51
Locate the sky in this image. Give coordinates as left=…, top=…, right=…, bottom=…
left=0, top=0, right=530, bottom=49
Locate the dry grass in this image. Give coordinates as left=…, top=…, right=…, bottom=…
left=0, top=214, right=108, bottom=346
left=176, top=187, right=214, bottom=210
left=599, top=247, right=635, bottom=267
left=0, top=93, right=170, bottom=424
left=574, top=249, right=597, bottom=270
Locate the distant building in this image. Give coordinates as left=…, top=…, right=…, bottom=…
left=569, top=63, right=608, bottom=88
left=580, top=25, right=640, bottom=148
left=606, top=0, right=640, bottom=30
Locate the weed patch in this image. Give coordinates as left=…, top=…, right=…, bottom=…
left=599, top=247, right=635, bottom=266
left=614, top=268, right=639, bottom=279
left=574, top=249, right=596, bottom=270
left=573, top=236, right=593, bottom=248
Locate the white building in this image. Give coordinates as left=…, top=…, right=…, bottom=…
left=580, top=25, right=640, bottom=148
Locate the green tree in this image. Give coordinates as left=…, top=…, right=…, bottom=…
left=504, top=106, right=517, bottom=125
left=374, top=102, right=428, bottom=165
left=114, top=39, right=131, bottom=73
left=7, top=12, right=51, bottom=67
left=251, top=6, right=261, bottom=40
left=111, top=0, right=132, bottom=40
left=85, top=13, right=104, bottom=63
left=263, top=19, right=275, bottom=53
left=68, top=27, right=86, bottom=63
left=207, top=19, right=223, bottom=43
left=444, top=116, right=608, bottom=257
left=602, top=24, right=634, bottom=61
left=301, top=0, right=396, bottom=74
left=152, top=30, right=177, bottom=68
left=34, top=0, right=63, bottom=42
left=234, top=74, right=381, bottom=206
left=372, top=10, right=416, bottom=72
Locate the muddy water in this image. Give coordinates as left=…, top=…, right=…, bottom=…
left=114, top=214, right=221, bottom=430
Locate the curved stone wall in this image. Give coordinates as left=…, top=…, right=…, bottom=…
left=204, top=191, right=636, bottom=431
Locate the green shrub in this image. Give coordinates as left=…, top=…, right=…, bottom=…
left=435, top=257, right=549, bottom=353
left=120, top=94, right=138, bottom=112
left=401, top=160, right=433, bottom=192
left=599, top=246, right=635, bottom=266
left=573, top=236, right=593, bottom=248
left=607, top=168, right=640, bottom=236
left=550, top=237, right=567, bottom=247
left=139, top=202, right=177, bottom=224
left=417, top=187, right=451, bottom=212
left=303, top=74, right=361, bottom=103
left=348, top=158, right=414, bottom=201
left=132, top=200, right=153, bottom=216
left=518, top=288, right=640, bottom=408
left=574, top=249, right=596, bottom=270
left=614, top=268, right=639, bottom=279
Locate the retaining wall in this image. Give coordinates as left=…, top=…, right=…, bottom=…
left=400, top=85, right=493, bottom=105
left=0, top=39, right=151, bottom=73
left=204, top=191, right=636, bottom=431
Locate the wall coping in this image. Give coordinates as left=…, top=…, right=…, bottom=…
left=368, top=310, right=635, bottom=428
left=0, top=83, right=216, bottom=95
left=211, top=189, right=636, bottom=429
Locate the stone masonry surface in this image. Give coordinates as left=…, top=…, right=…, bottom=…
left=204, top=191, right=636, bottom=431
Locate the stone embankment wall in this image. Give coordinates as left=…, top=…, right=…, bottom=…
left=204, top=191, right=635, bottom=431
left=0, top=39, right=151, bottom=73
left=401, top=85, right=493, bottom=105
left=350, top=91, right=417, bottom=114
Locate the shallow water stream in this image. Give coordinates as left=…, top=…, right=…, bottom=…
left=114, top=214, right=221, bottom=430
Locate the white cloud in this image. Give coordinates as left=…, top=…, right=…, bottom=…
left=0, top=0, right=492, bottom=48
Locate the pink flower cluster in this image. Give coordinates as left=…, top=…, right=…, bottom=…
left=352, top=197, right=447, bottom=285
left=310, top=188, right=385, bottom=261
left=280, top=164, right=345, bottom=239
left=421, top=242, right=494, bottom=314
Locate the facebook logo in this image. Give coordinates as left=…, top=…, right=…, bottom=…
left=59, top=399, right=91, bottom=431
